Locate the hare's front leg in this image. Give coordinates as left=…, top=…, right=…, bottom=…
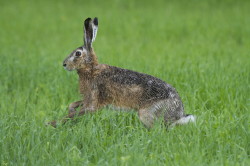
left=68, top=100, right=83, bottom=113
left=61, top=90, right=101, bottom=125
left=48, top=105, right=98, bottom=127
left=48, top=90, right=101, bottom=127
left=61, top=106, right=98, bottom=125
left=47, top=101, right=83, bottom=127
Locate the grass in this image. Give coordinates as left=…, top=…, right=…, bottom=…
left=0, top=0, right=249, bottom=165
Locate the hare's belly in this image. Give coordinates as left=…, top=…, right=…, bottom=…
left=104, top=105, right=133, bottom=111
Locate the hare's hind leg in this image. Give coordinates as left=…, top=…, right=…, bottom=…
left=138, top=108, right=157, bottom=128
left=138, top=101, right=168, bottom=128
left=138, top=99, right=184, bottom=128
left=68, top=101, right=83, bottom=113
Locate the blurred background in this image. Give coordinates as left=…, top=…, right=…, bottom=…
left=0, top=0, right=249, bottom=165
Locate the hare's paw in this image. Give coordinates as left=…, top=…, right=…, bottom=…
left=46, top=120, right=57, bottom=128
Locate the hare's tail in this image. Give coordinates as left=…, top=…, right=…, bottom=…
left=172, top=114, right=196, bottom=126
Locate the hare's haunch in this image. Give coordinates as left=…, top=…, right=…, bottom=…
left=49, top=17, right=195, bottom=128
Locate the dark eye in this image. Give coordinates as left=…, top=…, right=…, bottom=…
left=75, top=51, right=81, bottom=57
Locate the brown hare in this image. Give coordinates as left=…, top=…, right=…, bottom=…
left=49, top=17, right=195, bottom=128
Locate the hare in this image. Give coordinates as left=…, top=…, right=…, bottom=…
left=49, top=17, right=195, bottom=128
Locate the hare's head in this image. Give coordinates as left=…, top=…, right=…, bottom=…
left=63, top=17, right=98, bottom=71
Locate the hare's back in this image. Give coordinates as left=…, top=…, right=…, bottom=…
left=100, top=66, right=179, bottom=102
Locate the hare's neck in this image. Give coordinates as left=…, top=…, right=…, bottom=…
left=77, top=67, right=94, bottom=94
left=77, top=66, right=95, bottom=80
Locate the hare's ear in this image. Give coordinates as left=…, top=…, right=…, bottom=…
left=83, top=18, right=92, bottom=50
left=83, top=17, right=98, bottom=50
left=92, top=17, right=98, bottom=42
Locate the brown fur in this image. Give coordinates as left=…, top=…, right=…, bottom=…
left=77, top=49, right=143, bottom=110
left=48, top=17, right=194, bottom=128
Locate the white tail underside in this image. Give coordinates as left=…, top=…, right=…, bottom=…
left=172, top=115, right=196, bottom=126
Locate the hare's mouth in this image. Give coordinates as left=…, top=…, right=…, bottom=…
left=64, top=66, right=74, bottom=71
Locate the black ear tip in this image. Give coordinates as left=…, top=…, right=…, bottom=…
left=84, top=17, right=91, bottom=24
left=93, top=17, right=98, bottom=26
left=85, top=17, right=91, bottom=22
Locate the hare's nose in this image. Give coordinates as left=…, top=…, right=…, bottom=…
left=63, top=63, right=67, bottom=67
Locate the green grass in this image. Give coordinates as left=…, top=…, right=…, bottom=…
left=0, top=0, right=249, bottom=165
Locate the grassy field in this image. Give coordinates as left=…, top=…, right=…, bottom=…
left=0, top=0, right=249, bottom=165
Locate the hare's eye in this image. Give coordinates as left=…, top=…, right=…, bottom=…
left=75, top=51, right=81, bottom=57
